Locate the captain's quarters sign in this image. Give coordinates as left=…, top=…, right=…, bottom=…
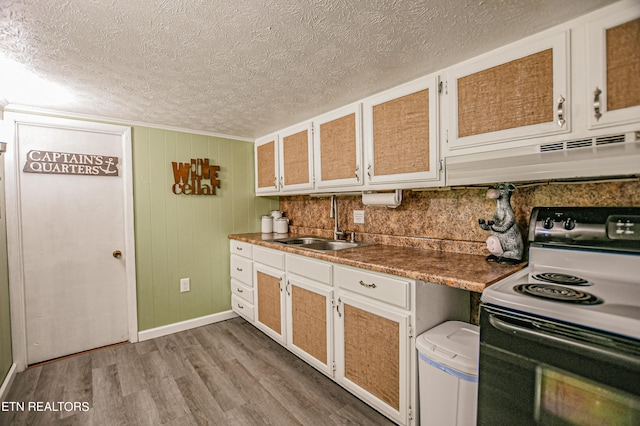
left=23, top=150, right=119, bottom=176
left=172, top=158, right=221, bottom=195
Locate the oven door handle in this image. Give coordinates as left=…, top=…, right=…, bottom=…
left=488, top=314, right=640, bottom=368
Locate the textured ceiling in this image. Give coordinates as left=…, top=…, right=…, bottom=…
left=0, top=0, right=617, bottom=140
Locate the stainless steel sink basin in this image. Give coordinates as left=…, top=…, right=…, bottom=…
left=301, top=241, right=364, bottom=251
left=270, top=236, right=370, bottom=251
left=271, top=236, right=329, bottom=245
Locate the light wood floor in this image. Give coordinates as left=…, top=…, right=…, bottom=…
left=0, top=317, right=395, bottom=425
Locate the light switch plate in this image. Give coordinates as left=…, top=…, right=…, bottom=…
left=354, top=210, right=365, bottom=224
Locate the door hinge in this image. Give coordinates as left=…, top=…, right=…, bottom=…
left=408, top=407, right=413, bottom=421
left=438, top=80, right=447, bottom=95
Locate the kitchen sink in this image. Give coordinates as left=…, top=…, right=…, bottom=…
left=270, top=236, right=371, bottom=252
left=271, top=237, right=328, bottom=245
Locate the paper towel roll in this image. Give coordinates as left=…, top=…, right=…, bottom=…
left=361, top=190, right=402, bottom=208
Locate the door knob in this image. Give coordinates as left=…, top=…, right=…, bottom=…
left=113, top=250, right=122, bottom=258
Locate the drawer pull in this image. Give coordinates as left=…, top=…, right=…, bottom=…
left=236, top=267, right=243, bottom=272
left=359, top=280, right=377, bottom=289
left=236, top=288, right=243, bottom=293
left=236, top=246, right=243, bottom=251
left=237, top=303, right=244, bottom=309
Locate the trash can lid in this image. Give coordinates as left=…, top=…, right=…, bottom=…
left=416, top=321, right=480, bottom=376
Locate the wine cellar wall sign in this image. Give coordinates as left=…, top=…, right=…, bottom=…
left=23, top=150, right=119, bottom=176
left=171, top=158, right=221, bottom=195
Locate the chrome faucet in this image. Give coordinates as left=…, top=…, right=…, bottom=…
left=330, top=195, right=344, bottom=240
left=330, top=195, right=356, bottom=242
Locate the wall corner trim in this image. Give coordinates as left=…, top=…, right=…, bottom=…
left=137, top=311, right=238, bottom=342
left=0, top=363, right=18, bottom=401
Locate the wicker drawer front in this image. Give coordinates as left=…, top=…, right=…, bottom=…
left=287, top=254, right=332, bottom=285
left=230, top=255, right=252, bottom=285
left=334, top=266, right=410, bottom=309
left=253, top=246, right=285, bottom=269
left=230, top=240, right=252, bottom=259
left=231, top=279, right=254, bottom=303
left=232, top=294, right=255, bottom=322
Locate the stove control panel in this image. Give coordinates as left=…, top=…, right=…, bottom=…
left=529, top=207, right=640, bottom=253
left=607, top=215, right=639, bottom=240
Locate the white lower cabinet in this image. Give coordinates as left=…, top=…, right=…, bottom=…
left=334, top=291, right=410, bottom=424
left=254, top=261, right=287, bottom=345
left=229, top=243, right=469, bottom=426
left=286, top=274, right=334, bottom=376
left=230, top=241, right=255, bottom=322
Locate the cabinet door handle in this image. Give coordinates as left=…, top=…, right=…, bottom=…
left=286, top=280, right=291, bottom=296
left=355, top=165, right=360, bottom=181
left=336, top=297, right=342, bottom=318
left=367, top=164, right=372, bottom=180
left=359, top=280, right=377, bottom=289
left=556, top=95, right=566, bottom=127
left=593, top=87, right=602, bottom=121
left=279, top=176, right=284, bottom=189
left=274, top=177, right=278, bottom=189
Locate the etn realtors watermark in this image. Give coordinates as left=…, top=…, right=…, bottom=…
left=1, top=401, right=90, bottom=412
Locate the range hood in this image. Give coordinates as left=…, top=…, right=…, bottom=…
left=445, top=131, right=640, bottom=186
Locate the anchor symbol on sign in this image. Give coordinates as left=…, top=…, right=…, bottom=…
left=99, top=157, right=118, bottom=175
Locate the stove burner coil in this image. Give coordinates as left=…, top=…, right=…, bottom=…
left=514, top=284, right=603, bottom=305
left=532, top=273, right=590, bottom=286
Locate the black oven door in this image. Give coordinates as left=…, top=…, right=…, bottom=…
left=478, top=304, right=640, bottom=426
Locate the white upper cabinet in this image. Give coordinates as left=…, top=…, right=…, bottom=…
left=586, top=4, right=640, bottom=130
left=278, top=121, right=315, bottom=193
left=254, top=133, right=280, bottom=195
left=445, top=30, right=570, bottom=153
left=313, top=103, right=363, bottom=189
left=254, top=122, right=314, bottom=195
left=362, top=76, right=441, bottom=187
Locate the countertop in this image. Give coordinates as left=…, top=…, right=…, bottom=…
left=228, top=233, right=527, bottom=293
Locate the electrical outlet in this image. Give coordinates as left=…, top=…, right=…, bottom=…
left=180, top=278, right=190, bottom=293
left=354, top=210, right=365, bottom=224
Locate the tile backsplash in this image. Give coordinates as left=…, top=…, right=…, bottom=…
left=280, top=179, right=640, bottom=257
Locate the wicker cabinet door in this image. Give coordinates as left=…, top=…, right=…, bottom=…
left=587, top=7, right=640, bottom=129
left=254, top=264, right=286, bottom=344
left=314, top=104, right=363, bottom=188
left=286, top=276, right=333, bottom=376
left=447, top=31, right=569, bottom=150
left=279, top=121, right=314, bottom=192
left=335, top=293, right=409, bottom=425
left=363, top=76, right=440, bottom=185
left=255, top=134, right=279, bottom=194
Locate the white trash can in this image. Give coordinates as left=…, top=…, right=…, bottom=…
left=416, top=321, right=480, bottom=426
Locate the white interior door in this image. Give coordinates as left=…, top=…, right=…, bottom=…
left=5, top=114, right=137, bottom=366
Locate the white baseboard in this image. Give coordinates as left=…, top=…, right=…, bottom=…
left=137, top=310, right=238, bottom=342
left=0, top=363, right=17, bottom=401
